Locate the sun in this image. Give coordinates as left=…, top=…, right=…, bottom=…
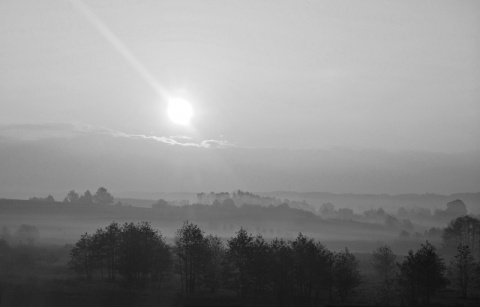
left=167, top=97, right=193, bottom=126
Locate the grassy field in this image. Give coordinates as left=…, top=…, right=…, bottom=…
left=1, top=242, right=480, bottom=307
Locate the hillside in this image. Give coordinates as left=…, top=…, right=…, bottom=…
left=0, top=198, right=403, bottom=249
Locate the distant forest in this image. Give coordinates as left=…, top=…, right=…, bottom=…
left=53, top=188, right=479, bottom=241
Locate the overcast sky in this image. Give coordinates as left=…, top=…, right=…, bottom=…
left=1, top=0, right=479, bottom=197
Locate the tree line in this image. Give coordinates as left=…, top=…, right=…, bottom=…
left=63, top=187, right=115, bottom=205
left=68, top=216, right=480, bottom=306
left=70, top=221, right=361, bottom=305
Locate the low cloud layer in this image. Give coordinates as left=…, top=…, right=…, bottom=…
left=0, top=123, right=234, bottom=149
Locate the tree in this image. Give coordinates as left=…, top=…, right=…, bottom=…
left=93, top=187, right=114, bottom=205
left=45, top=195, right=55, bottom=202
left=16, top=224, right=40, bottom=245
left=449, top=244, right=476, bottom=298
left=397, top=242, right=448, bottom=306
left=249, top=234, right=272, bottom=299
left=102, top=222, right=121, bottom=282
left=69, top=233, right=94, bottom=280
left=270, top=238, right=294, bottom=306
left=64, top=190, right=79, bottom=203
left=226, top=227, right=255, bottom=297
left=333, top=248, right=362, bottom=303
left=434, top=199, right=468, bottom=221
left=69, top=222, right=170, bottom=286
left=443, top=215, right=480, bottom=260
left=204, top=234, right=226, bottom=293
left=372, top=245, right=396, bottom=306
left=319, top=203, right=335, bottom=217
left=78, top=190, right=93, bottom=204
left=291, top=233, right=318, bottom=301
left=117, top=222, right=170, bottom=287
left=322, top=248, right=336, bottom=303
left=174, top=221, right=208, bottom=294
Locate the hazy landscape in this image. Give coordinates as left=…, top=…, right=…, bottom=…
left=1, top=0, right=479, bottom=306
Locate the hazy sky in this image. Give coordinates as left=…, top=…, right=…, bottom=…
left=1, top=0, right=479, bottom=196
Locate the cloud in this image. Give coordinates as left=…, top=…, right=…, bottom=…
left=0, top=122, right=235, bottom=148
left=99, top=127, right=234, bottom=148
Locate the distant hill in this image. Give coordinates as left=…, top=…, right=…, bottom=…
left=0, top=198, right=402, bottom=246
left=258, top=191, right=480, bottom=214
left=115, top=191, right=480, bottom=214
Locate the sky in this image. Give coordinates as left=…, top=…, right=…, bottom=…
left=0, top=0, right=479, bottom=197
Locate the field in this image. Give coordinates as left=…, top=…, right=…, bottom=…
left=1, top=199, right=480, bottom=306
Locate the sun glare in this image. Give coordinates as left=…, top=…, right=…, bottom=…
left=167, top=97, right=194, bottom=126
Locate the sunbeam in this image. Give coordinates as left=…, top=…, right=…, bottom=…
left=68, top=0, right=168, bottom=100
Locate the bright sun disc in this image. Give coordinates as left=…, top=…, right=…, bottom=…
left=167, top=97, right=193, bottom=125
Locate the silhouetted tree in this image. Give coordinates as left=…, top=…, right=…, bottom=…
left=174, top=221, right=208, bottom=294
left=69, top=233, right=94, bottom=280
left=91, top=228, right=106, bottom=279
left=102, top=222, right=121, bottom=282
left=79, top=190, right=93, bottom=204
left=70, top=222, right=170, bottom=286
left=333, top=248, right=362, bottom=303
left=449, top=244, right=476, bottom=298
left=323, top=248, right=336, bottom=303
left=372, top=245, right=396, bottom=306
left=64, top=190, right=79, bottom=203
left=93, top=187, right=114, bottom=205
left=249, top=234, right=272, bottom=299
left=204, top=234, right=226, bottom=293
left=226, top=227, right=255, bottom=297
left=270, top=238, right=294, bottom=306
left=416, top=242, right=448, bottom=305
left=291, top=233, right=318, bottom=301
left=397, top=242, right=448, bottom=306
left=443, top=215, right=480, bottom=260
left=117, top=222, right=170, bottom=287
